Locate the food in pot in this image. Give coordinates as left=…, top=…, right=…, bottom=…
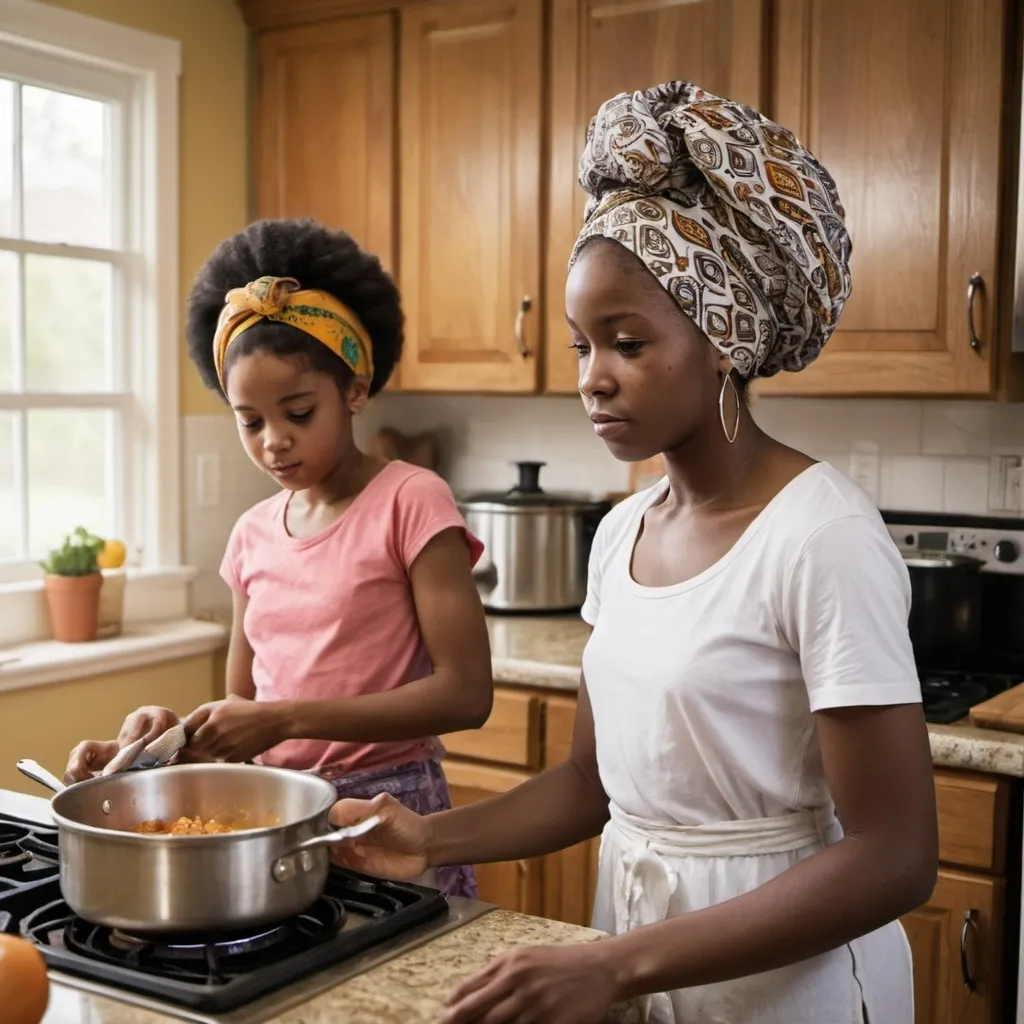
left=131, top=815, right=240, bottom=835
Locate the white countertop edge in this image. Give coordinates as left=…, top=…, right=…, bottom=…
left=0, top=787, right=52, bottom=823
left=0, top=618, right=228, bottom=693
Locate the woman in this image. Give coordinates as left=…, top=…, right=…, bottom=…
left=334, top=83, right=938, bottom=1023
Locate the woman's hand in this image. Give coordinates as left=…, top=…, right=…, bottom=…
left=182, top=698, right=288, bottom=762
left=439, top=943, right=622, bottom=1024
left=328, top=793, right=432, bottom=880
left=63, top=705, right=179, bottom=783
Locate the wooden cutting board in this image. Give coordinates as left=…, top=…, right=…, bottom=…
left=969, top=683, right=1024, bottom=732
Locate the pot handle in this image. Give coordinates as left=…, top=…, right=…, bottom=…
left=17, top=758, right=67, bottom=793
left=271, top=814, right=381, bottom=882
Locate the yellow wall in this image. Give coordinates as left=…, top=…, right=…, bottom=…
left=0, top=654, right=220, bottom=793
left=37, top=0, right=251, bottom=416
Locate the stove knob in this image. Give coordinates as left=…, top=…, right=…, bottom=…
left=994, top=539, right=1019, bottom=563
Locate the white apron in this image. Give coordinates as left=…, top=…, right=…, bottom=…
left=592, top=803, right=914, bottom=1024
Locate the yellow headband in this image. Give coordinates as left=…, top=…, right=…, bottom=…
left=212, top=275, right=374, bottom=392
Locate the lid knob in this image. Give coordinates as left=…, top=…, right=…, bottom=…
left=511, top=461, right=545, bottom=495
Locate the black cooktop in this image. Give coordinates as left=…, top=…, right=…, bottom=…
left=0, top=812, right=449, bottom=1013
left=920, top=671, right=1017, bottom=724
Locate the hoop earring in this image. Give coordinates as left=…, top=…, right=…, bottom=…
left=718, top=371, right=740, bottom=444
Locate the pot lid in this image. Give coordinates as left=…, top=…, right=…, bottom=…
left=461, top=461, right=601, bottom=509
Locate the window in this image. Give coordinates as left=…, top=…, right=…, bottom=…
left=0, top=0, right=181, bottom=583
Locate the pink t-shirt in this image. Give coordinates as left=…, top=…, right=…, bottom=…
left=219, top=461, right=483, bottom=776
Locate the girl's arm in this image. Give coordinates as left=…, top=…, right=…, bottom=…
left=601, top=701, right=938, bottom=997
left=225, top=590, right=255, bottom=700
left=282, top=526, right=493, bottom=741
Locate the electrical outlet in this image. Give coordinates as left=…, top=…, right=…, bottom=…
left=196, top=454, right=221, bottom=508
left=848, top=442, right=880, bottom=502
left=989, top=454, right=1023, bottom=512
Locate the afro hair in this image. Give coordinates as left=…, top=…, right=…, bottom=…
left=185, top=219, right=403, bottom=399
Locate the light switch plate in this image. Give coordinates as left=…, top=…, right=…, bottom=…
left=196, top=454, right=221, bottom=508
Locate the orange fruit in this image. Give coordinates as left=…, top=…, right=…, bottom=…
left=0, top=935, right=49, bottom=1023
left=97, top=539, right=127, bottom=570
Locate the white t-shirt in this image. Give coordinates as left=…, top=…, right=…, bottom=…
left=581, top=461, right=922, bottom=828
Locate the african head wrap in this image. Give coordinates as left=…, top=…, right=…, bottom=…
left=569, top=82, right=852, bottom=379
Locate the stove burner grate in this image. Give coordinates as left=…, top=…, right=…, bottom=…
left=0, top=823, right=32, bottom=871
left=22, top=895, right=345, bottom=984
left=920, top=672, right=1016, bottom=724
left=0, top=819, right=59, bottom=889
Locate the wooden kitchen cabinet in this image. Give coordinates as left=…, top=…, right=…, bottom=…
left=444, top=759, right=544, bottom=916
left=542, top=694, right=601, bottom=926
left=244, top=0, right=1024, bottom=399
left=397, top=0, right=543, bottom=392
left=756, top=0, right=1007, bottom=397
left=901, top=869, right=1005, bottom=1024
left=255, top=16, right=396, bottom=270
left=544, top=0, right=768, bottom=393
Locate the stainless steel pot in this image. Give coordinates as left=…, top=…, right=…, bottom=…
left=16, top=759, right=378, bottom=934
left=459, top=461, right=609, bottom=612
left=904, top=551, right=984, bottom=669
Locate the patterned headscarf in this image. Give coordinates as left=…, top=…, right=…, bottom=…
left=570, top=82, right=852, bottom=379
left=212, top=276, right=374, bottom=394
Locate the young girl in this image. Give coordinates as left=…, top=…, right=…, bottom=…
left=328, top=83, right=937, bottom=1022
left=64, top=219, right=493, bottom=899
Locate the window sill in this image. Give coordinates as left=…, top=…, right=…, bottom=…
left=0, top=617, right=228, bottom=693
left=0, top=567, right=197, bottom=647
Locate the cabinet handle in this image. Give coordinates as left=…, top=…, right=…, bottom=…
left=515, top=296, right=533, bottom=359
left=967, top=273, right=983, bottom=352
left=961, top=908, right=978, bottom=992
left=517, top=859, right=529, bottom=909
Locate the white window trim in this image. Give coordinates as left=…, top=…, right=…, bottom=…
left=0, top=0, right=182, bottom=589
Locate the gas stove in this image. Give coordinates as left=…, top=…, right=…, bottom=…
left=919, top=671, right=1017, bottom=724
left=0, top=805, right=490, bottom=1023
left=885, top=512, right=1024, bottom=724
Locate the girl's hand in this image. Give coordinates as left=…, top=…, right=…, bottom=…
left=64, top=705, right=179, bottom=782
left=439, top=943, right=622, bottom=1024
left=183, top=699, right=287, bottom=762
left=328, top=793, right=431, bottom=880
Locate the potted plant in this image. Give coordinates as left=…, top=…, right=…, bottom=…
left=39, top=527, right=106, bottom=643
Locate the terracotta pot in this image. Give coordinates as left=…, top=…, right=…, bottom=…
left=43, top=573, right=103, bottom=643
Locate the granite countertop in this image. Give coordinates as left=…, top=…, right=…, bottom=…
left=486, top=614, right=1024, bottom=778
left=42, top=911, right=640, bottom=1024
left=487, top=613, right=590, bottom=690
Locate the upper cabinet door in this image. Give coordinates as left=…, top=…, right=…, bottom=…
left=256, top=16, right=396, bottom=271
left=545, top=0, right=769, bottom=394
left=756, top=0, right=1005, bottom=397
left=398, top=0, right=543, bottom=392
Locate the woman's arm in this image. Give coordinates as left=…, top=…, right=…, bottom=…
left=282, top=527, right=493, bottom=741
left=603, top=701, right=937, bottom=996
left=329, top=675, right=610, bottom=873
left=430, top=674, right=609, bottom=864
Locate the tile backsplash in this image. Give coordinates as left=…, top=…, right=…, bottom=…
left=358, top=395, right=1024, bottom=516
left=183, top=397, right=1024, bottom=616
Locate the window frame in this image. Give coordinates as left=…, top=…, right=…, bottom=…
left=0, top=0, right=181, bottom=584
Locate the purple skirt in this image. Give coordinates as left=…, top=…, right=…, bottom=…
left=324, top=757, right=477, bottom=899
